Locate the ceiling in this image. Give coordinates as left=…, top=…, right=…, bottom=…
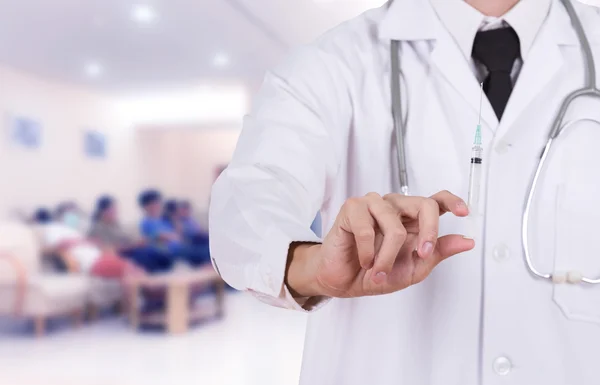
left=0, top=0, right=386, bottom=92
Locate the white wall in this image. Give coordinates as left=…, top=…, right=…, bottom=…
left=0, top=65, right=141, bottom=220
left=137, top=127, right=240, bottom=217
left=0, top=65, right=246, bottom=222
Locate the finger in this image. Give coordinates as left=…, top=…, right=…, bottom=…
left=383, top=194, right=441, bottom=259
left=365, top=194, right=407, bottom=282
left=434, top=234, right=475, bottom=262
left=385, top=192, right=469, bottom=218
left=342, top=198, right=376, bottom=270
left=383, top=194, right=425, bottom=219
left=430, top=190, right=469, bottom=217
left=416, top=198, right=440, bottom=259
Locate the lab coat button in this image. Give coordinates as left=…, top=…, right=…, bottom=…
left=492, top=244, right=510, bottom=262
left=493, top=357, right=512, bottom=376
left=495, top=141, right=510, bottom=154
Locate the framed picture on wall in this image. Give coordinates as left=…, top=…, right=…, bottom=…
left=7, top=114, right=42, bottom=149
left=84, top=129, right=107, bottom=159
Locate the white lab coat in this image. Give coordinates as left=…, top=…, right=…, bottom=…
left=209, top=0, right=600, bottom=384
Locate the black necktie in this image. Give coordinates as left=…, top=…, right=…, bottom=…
left=472, top=27, right=521, bottom=120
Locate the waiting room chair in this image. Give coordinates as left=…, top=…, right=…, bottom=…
left=0, top=221, right=89, bottom=336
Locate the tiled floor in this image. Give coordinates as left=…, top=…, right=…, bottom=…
left=0, top=292, right=307, bottom=385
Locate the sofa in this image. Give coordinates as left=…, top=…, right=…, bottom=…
left=0, top=221, right=123, bottom=336
left=0, top=221, right=89, bottom=336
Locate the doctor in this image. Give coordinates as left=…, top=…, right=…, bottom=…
left=210, top=0, right=600, bottom=384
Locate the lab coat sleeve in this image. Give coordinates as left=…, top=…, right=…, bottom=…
left=209, top=44, right=350, bottom=311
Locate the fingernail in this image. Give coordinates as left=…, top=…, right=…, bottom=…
left=463, top=236, right=474, bottom=240
left=373, top=271, right=387, bottom=284
left=422, top=242, right=433, bottom=257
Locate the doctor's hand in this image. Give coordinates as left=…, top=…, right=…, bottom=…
left=286, top=191, right=474, bottom=299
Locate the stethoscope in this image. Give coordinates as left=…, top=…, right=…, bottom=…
left=389, top=0, right=600, bottom=284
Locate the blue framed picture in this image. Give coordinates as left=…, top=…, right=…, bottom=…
left=84, top=130, right=107, bottom=158
left=9, top=115, right=42, bottom=149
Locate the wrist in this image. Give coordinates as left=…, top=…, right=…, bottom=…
left=285, top=242, right=324, bottom=298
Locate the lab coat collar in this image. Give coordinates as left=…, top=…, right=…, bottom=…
left=379, top=0, right=438, bottom=41
left=380, top=2, right=495, bottom=129
left=428, top=16, right=500, bottom=131
left=496, top=0, right=567, bottom=135
left=427, top=0, right=486, bottom=62
left=426, top=0, right=552, bottom=69
left=504, top=0, right=553, bottom=60
left=380, top=0, right=598, bottom=44
left=379, top=0, right=499, bottom=130
left=380, top=0, right=598, bottom=132
left=497, top=0, right=600, bottom=136
left=552, top=0, right=599, bottom=45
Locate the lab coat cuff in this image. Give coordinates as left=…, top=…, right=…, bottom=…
left=282, top=284, right=331, bottom=312
left=248, top=285, right=330, bottom=312
left=247, top=226, right=331, bottom=312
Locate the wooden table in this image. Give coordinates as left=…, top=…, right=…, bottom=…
left=126, top=266, right=225, bottom=334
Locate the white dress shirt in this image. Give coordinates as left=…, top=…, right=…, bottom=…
left=429, top=0, right=552, bottom=84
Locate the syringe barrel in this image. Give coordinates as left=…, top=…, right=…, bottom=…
left=468, top=160, right=482, bottom=214
left=471, top=145, right=483, bottom=159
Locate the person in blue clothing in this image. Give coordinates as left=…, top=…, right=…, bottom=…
left=138, top=189, right=210, bottom=267
left=176, top=200, right=210, bottom=247
left=178, top=201, right=204, bottom=238
left=162, top=198, right=210, bottom=251
left=161, top=199, right=181, bottom=234
left=89, top=195, right=173, bottom=274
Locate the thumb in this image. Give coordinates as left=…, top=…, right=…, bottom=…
left=435, top=235, right=475, bottom=261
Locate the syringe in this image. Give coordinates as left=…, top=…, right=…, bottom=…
left=467, top=83, right=484, bottom=217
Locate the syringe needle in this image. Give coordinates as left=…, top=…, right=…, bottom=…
left=478, top=82, right=483, bottom=125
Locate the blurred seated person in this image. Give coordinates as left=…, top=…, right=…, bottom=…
left=33, top=208, right=66, bottom=270
left=138, top=190, right=210, bottom=267
left=88, top=195, right=173, bottom=274
left=162, top=199, right=183, bottom=236
left=162, top=199, right=207, bottom=244
left=32, top=205, right=143, bottom=279
left=54, top=201, right=90, bottom=233
left=178, top=200, right=209, bottom=244
left=34, top=208, right=53, bottom=225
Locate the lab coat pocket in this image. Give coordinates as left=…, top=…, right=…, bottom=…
left=553, top=183, right=600, bottom=325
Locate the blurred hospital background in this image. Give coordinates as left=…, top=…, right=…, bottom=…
left=0, top=1, right=387, bottom=385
